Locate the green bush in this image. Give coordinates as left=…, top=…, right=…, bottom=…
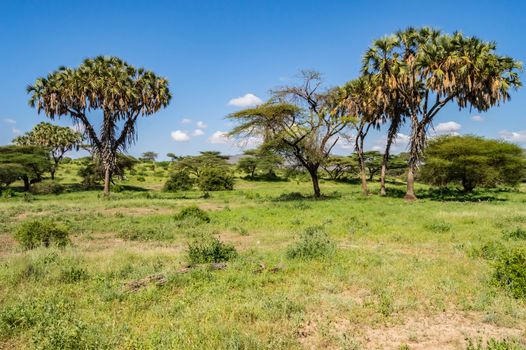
left=1, top=188, right=15, bottom=198
left=503, top=227, right=526, bottom=240
left=286, top=225, right=336, bottom=260
left=14, top=219, right=70, bottom=250
left=187, top=236, right=238, bottom=264
left=493, top=248, right=526, bottom=299
left=198, top=168, right=234, bottom=191
left=30, top=180, right=64, bottom=195
left=136, top=176, right=146, bottom=182
left=174, top=206, right=210, bottom=224
left=163, top=170, right=194, bottom=192
left=469, top=240, right=506, bottom=260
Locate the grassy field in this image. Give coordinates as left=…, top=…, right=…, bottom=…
left=1, top=165, right=526, bottom=349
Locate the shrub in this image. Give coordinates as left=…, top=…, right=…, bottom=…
left=14, top=219, right=70, bottom=250
left=174, top=206, right=210, bottom=224
left=198, top=168, right=234, bottom=191
left=30, top=180, right=64, bottom=195
left=503, top=227, right=526, bottom=240
left=163, top=170, right=194, bottom=192
left=286, top=226, right=336, bottom=260
left=1, top=188, right=15, bottom=198
left=493, top=248, right=526, bottom=299
left=466, top=338, right=526, bottom=350
left=187, top=236, right=238, bottom=264
left=469, top=240, right=506, bottom=260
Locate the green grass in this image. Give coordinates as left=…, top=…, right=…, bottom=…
left=1, top=164, right=526, bottom=349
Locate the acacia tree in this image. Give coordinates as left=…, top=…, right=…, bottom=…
left=0, top=146, right=51, bottom=191
left=363, top=28, right=522, bottom=200
left=420, top=135, right=526, bottom=192
left=13, top=122, right=83, bottom=180
left=228, top=71, right=350, bottom=198
left=141, top=152, right=158, bottom=162
left=27, top=56, right=171, bottom=195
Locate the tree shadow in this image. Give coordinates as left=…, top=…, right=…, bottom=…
left=383, top=187, right=507, bottom=202
left=272, top=190, right=343, bottom=202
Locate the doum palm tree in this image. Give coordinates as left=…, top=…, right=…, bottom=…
left=363, top=27, right=521, bottom=199
left=27, top=56, right=172, bottom=195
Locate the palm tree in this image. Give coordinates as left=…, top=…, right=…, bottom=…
left=363, top=28, right=521, bottom=200
left=27, top=56, right=172, bottom=195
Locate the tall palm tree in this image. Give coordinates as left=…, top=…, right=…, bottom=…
left=27, top=56, right=172, bottom=195
left=363, top=28, right=521, bottom=200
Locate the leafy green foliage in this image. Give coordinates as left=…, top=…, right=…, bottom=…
left=503, top=227, right=526, bottom=240
left=286, top=226, right=336, bottom=260
left=420, top=136, right=526, bottom=192
left=13, top=122, right=83, bottom=179
left=493, top=248, right=526, bottom=299
left=187, top=236, right=238, bottom=264
left=238, top=149, right=283, bottom=180
left=198, top=168, right=234, bottom=191
left=30, top=180, right=64, bottom=195
left=78, top=154, right=138, bottom=188
left=174, top=206, right=211, bottom=224
left=163, top=170, right=194, bottom=192
left=14, top=219, right=70, bottom=250
left=0, top=145, right=51, bottom=191
left=321, top=155, right=357, bottom=180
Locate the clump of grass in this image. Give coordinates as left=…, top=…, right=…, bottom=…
left=275, top=192, right=307, bottom=201
left=502, top=227, right=526, bottom=240
left=187, top=236, right=238, bottom=264
left=286, top=225, right=335, bottom=260
left=14, top=219, right=70, bottom=250
left=424, top=220, right=452, bottom=233
left=117, top=223, right=174, bottom=241
left=174, top=206, right=211, bottom=225
left=468, top=240, right=506, bottom=260
left=466, top=337, right=525, bottom=350
left=493, top=248, right=526, bottom=299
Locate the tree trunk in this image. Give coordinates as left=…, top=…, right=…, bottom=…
left=308, top=167, right=321, bottom=199
left=23, top=176, right=30, bottom=191
left=360, top=166, right=368, bottom=195
left=103, top=167, right=111, bottom=196
left=50, top=168, right=56, bottom=180
left=404, top=165, right=417, bottom=200
left=380, top=163, right=387, bottom=196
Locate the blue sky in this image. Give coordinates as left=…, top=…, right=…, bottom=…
left=1, top=0, right=525, bottom=159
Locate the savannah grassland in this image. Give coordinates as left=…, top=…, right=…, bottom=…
left=1, top=162, right=526, bottom=350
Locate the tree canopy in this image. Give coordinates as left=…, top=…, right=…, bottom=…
left=0, top=145, right=51, bottom=191
left=420, top=135, right=526, bottom=192
left=13, top=122, right=83, bottom=179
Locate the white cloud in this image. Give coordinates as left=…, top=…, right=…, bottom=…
left=12, top=127, right=21, bottom=135
left=209, top=131, right=230, bottom=144
left=337, top=137, right=354, bottom=150
left=181, top=118, right=192, bottom=124
left=471, top=115, right=484, bottom=122
left=196, top=121, right=207, bottom=129
left=170, top=130, right=190, bottom=142
left=192, top=129, right=205, bottom=136
left=3, top=118, right=16, bottom=124
left=372, top=145, right=383, bottom=151
left=435, top=121, right=461, bottom=135
left=228, top=93, right=262, bottom=107
left=395, top=133, right=410, bottom=144
left=499, top=130, right=526, bottom=143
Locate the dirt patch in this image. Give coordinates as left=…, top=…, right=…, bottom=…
left=298, top=311, right=525, bottom=349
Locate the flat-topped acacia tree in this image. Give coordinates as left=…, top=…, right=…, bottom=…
left=27, top=56, right=171, bottom=195
left=363, top=27, right=522, bottom=200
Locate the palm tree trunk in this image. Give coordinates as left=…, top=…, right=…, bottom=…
left=404, top=164, right=417, bottom=200
left=380, top=163, right=387, bottom=196
left=103, top=167, right=111, bottom=196
left=359, top=158, right=368, bottom=195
